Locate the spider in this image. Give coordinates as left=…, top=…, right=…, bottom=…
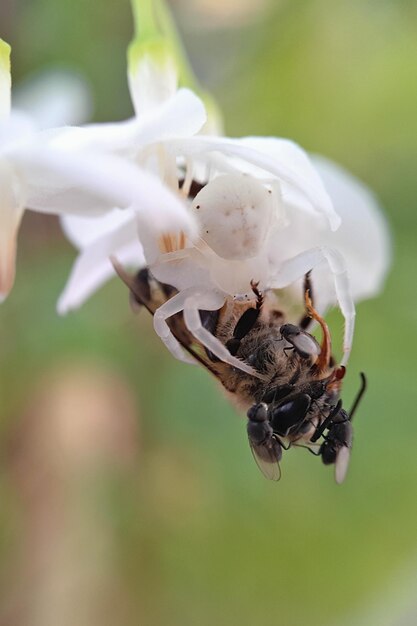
left=129, top=172, right=355, bottom=377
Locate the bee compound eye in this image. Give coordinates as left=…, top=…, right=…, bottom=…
left=270, top=393, right=311, bottom=436
left=247, top=402, right=268, bottom=422
left=280, top=325, right=320, bottom=358
left=280, top=324, right=299, bottom=339
left=247, top=419, right=273, bottom=446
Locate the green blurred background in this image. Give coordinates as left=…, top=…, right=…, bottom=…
left=0, top=1, right=416, bottom=624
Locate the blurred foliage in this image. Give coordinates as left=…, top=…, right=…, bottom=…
left=1, top=1, right=417, bottom=625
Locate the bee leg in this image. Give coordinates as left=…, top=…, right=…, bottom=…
left=299, top=271, right=314, bottom=330
left=290, top=439, right=322, bottom=455
left=278, top=438, right=291, bottom=451
left=349, top=372, right=367, bottom=419
left=283, top=346, right=294, bottom=358
left=304, top=292, right=333, bottom=372
left=226, top=308, right=260, bottom=356
left=250, top=280, right=264, bottom=308
left=310, top=400, right=343, bottom=442
left=306, top=447, right=322, bottom=457
left=226, top=281, right=264, bottom=356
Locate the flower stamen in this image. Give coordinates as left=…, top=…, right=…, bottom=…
left=158, top=230, right=187, bottom=254
left=181, top=158, right=194, bottom=197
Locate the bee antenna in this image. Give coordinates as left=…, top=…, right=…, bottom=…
left=349, top=372, right=367, bottom=421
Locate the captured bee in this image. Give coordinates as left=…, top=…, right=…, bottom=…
left=113, top=262, right=366, bottom=484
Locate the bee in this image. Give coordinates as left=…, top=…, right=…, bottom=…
left=113, top=262, right=366, bottom=483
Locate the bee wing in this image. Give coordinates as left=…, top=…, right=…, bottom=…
left=249, top=438, right=282, bottom=481
left=334, top=446, right=351, bottom=484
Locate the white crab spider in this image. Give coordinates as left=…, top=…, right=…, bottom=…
left=138, top=172, right=355, bottom=377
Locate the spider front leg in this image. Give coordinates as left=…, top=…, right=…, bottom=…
left=153, top=287, right=263, bottom=376
left=270, top=246, right=355, bottom=367
left=182, top=289, right=266, bottom=379
left=153, top=288, right=202, bottom=366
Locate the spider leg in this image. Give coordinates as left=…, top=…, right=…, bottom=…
left=153, top=288, right=202, bottom=366
left=182, top=290, right=266, bottom=379
left=270, top=246, right=355, bottom=367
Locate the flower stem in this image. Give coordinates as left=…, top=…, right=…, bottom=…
left=130, top=0, right=198, bottom=90
left=131, top=0, right=161, bottom=41
left=129, top=0, right=223, bottom=131
left=154, top=0, right=224, bottom=132
left=0, top=39, right=11, bottom=120
left=153, top=0, right=198, bottom=90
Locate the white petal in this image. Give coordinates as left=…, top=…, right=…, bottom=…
left=165, top=135, right=339, bottom=230
left=134, top=88, right=206, bottom=144
left=58, top=180, right=199, bottom=311
left=0, top=111, right=37, bottom=151
left=13, top=69, right=93, bottom=128
left=239, top=137, right=334, bottom=222
left=10, top=148, right=135, bottom=215
left=61, top=208, right=137, bottom=249
left=0, top=39, right=11, bottom=121
left=0, top=214, right=22, bottom=300
left=127, top=42, right=178, bottom=115
left=0, top=158, right=25, bottom=300
left=48, top=88, right=206, bottom=155
left=311, top=155, right=391, bottom=302
left=9, top=145, right=192, bottom=219
left=58, top=217, right=144, bottom=314
left=0, top=214, right=20, bottom=302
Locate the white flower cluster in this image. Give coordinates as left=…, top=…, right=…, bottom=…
left=0, top=34, right=390, bottom=372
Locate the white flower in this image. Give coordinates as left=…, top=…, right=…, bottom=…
left=13, top=68, right=94, bottom=129
left=58, top=51, right=340, bottom=315
left=58, top=27, right=390, bottom=371
left=0, top=39, right=197, bottom=302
